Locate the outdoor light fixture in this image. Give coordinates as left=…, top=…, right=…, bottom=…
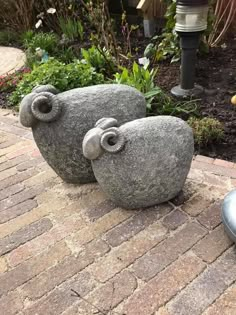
left=171, top=0, right=209, bottom=98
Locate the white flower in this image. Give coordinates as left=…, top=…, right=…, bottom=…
left=35, top=19, right=43, bottom=29
left=47, top=8, right=56, bottom=14
left=138, top=57, right=150, bottom=69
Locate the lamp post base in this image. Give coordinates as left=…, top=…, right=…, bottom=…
left=171, top=84, right=204, bottom=98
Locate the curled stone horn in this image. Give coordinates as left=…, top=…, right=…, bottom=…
left=82, top=118, right=125, bottom=161
left=31, top=92, right=62, bottom=123
left=95, top=117, right=118, bottom=129
left=100, top=127, right=125, bottom=153
left=32, top=84, right=59, bottom=95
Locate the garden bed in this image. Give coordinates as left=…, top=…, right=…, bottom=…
left=156, top=37, right=236, bottom=162
left=1, top=38, right=236, bottom=162
left=0, top=1, right=235, bottom=162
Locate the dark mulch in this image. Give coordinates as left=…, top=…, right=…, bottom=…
left=0, top=91, right=10, bottom=108
left=156, top=36, right=236, bottom=162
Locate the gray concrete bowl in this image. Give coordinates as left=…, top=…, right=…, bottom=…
left=222, top=190, right=236, bottom=242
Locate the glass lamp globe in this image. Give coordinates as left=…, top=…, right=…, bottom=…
left=176, top=0, right=209, bottom=33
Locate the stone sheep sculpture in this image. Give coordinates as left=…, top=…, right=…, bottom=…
left=19, top=84, right=146, bottom=183
left=83, top=116, right=194, bottom=209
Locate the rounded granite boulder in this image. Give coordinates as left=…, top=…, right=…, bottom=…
left=83, top=116, right=194, bottom=209
left=19, top=84, right=146, bottom=184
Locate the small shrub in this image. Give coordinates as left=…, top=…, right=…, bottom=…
left=23, top=31, right=71, bottom=68
left=9, top=59, right=105, bottom=107
left=23, top=32, right=59, bottom=55
left=24, top=50, right=41, bottom=69
left=59, top=17, right=84, bottom=41
left=187, top=117, right=224, bottom=146
left=21, top=30, right=35, bottom=46
left=81, top=46, right=116, bottom=77
left=58, top=47, right=78, bottom=64
left=22, top=31, right=79, bottom=67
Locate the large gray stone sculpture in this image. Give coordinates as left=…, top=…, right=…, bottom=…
left=19, top=84, right=146, bottom=183
left=83, top=116, right=194, bottom=209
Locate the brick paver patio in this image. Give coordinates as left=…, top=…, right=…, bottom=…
left=0, top=47, right=26, bottom=76
left=0, top=108, right=236, bottom=315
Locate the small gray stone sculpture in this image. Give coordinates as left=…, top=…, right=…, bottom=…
left=19, top=84, right=146, bottom=183
left=83, top=116, right=194, bottom=209
left=222, top=190, right=236, bottom=243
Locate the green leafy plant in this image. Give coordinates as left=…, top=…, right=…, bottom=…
left=22, top=30, right=79, bottom=67
left=114, top=61, right=157, bottom=94
left=9, top=59, right=105, bottom=107
left=21, top=30, right=35, bottom=44
left=153, top=0, right=180, bottom=63
left=59, top=17, right=84, bottom=41
left=81, top=45, right=116, bottom=76
left=155, top=31, right=180, bottom=63
left=149, top=93, right=199, bottom=118
left=114, top=61, right=160, bottom=109
left=58, top=46, right=78, bottom=63
left=143, top=0, right=180, bottom=63
left=143, top=43, right=156, bottom=59
left=187, top=117, right=224, bottom=146
left=23, top=32, right=59, bottom=55
left=23, top=31, right=76, bottom=68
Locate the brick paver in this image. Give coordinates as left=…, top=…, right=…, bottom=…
left=0, top=108, right=236, bottom=315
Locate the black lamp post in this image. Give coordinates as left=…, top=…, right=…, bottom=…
left=171, top=0, right=209, bottom=98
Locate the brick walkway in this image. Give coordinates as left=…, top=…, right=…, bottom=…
left=0, top=47, right=26, bottom=76
left=0, top=108, right=236, bottom=315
